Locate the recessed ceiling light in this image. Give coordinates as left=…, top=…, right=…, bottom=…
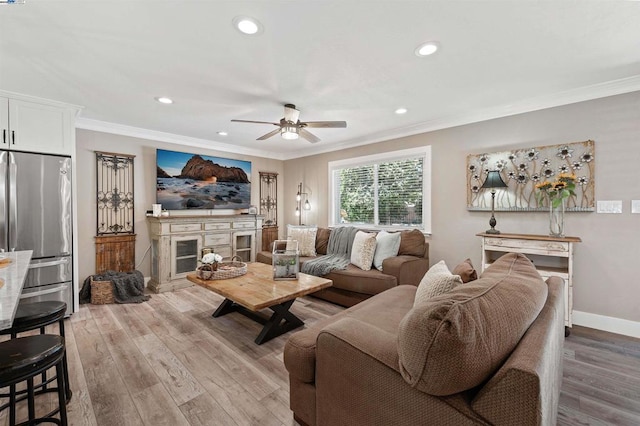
left=217, top=131, right=228, bottom=136
left=233, top=16, right=263, bottom=35
left=155, top=97, right=173, bottom=104
left=415, top=41, right=439, bottom=57
left=395, top=108, right=408, bottom=115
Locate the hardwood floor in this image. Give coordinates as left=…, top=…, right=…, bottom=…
left=1, top=284, right=639, bottom=425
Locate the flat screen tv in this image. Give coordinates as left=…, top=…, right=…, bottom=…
left=156, top=148, right=252, bottom=210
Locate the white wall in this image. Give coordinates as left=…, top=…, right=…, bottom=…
left=284, top=91, right=640, bottom=329
left=75, top=129, right=284, bottom=283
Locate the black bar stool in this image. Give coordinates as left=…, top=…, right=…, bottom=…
left=0, top=301, right=72, bottom=403
left=0, top=335, right=68, bottom=426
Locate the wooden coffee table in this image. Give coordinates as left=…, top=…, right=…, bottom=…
left=187, top=262, right=332, bottom=344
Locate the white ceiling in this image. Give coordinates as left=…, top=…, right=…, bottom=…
left=1, top=1, right=640, bottom=160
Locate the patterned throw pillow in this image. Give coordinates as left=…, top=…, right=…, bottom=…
left=414, top=260, right=463, bottom=306
left=350, top=231, right=377, bottom=271
left=287, top=225, right=318, bottom=257
left=373, top=231, right=401, bottom=271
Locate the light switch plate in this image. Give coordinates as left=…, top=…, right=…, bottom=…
left=597, top=200, right=623, bottom=214
left=632, top=200, right=640, bottom=214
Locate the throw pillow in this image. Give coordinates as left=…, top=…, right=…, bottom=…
left=398, top=229, right=426, bottom=257
left=287, top=225, right=318, bottom=257
left=413, top=260, right=462, bottom=306
left=452, top=258, right=478, bottom=283
left=398, top=253, right=548, bottom=396
left=350, top=231, right=377, bottom=271
left=315, top=227, right=332, bottom=255
left=373, top=231, right=401, bottom=271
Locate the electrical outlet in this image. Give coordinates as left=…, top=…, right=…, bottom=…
left=597, top=200, right=623, bottom=214
left=632, top=200, right=640, bottom=214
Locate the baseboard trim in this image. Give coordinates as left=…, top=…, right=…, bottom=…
left=573, top=310, right=640, bottom=339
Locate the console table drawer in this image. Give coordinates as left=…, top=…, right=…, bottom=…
left=484, top=237, right=569, bottom=256
left=233, top=221, right=255, bottom=229
left=204, top=233, right=231, bottom=246
left=170, top=223, right=201, bottom=233
left=204, top=222, right=231, bottom=231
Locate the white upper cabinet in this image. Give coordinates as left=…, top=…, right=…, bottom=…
left=0, top=93, right=80, bottom=156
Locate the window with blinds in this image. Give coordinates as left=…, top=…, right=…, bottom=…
left=329, top=147, right=431, bottom=232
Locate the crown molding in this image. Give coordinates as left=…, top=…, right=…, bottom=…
left=0, top=89, right=84, bottom=114
left=282, top=75, right=640, bottom=160
left=76, top=75, right=640, bottom=161
left=75, top=118, right=286, bottom=160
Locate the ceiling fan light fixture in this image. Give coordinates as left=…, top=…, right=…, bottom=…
left=233, top=16, right=263, bottom=35
left=281, top=125, right=299, bottom=140
left=415, top=41, right=439, bottom=57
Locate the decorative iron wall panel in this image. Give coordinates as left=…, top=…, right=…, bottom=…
left=96, top=151, right=135, bottom=234
left=467, top=140, right=595, bottom=211
left=259, top=171, right=278, bottom=225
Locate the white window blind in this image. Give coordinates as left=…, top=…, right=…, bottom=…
left=329, top=147, right=431, bottom=232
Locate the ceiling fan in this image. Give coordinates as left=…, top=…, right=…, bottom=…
left=231, top=104, right=347, bottom=143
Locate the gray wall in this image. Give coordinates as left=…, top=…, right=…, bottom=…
left=75, top=129, right=284, bottom=283
left=284, top=91, right=640, bottom=324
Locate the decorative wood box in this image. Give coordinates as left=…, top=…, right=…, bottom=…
left=262, top=225, right=279, bottom=251
left=95, top=234, right=136, bottom=274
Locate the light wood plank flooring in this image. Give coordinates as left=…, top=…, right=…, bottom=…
left=1, top=284, right=639, bottom=425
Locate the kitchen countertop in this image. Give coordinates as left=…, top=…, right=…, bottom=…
left=0, top=250, right=33, bottom=330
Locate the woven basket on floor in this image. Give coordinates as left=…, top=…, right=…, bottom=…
left=91, top=277, right=115, bottom=304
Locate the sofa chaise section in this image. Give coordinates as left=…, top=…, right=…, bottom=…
left=284, top=253, right=565, bottom=426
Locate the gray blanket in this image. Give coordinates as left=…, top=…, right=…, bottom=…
left=302, top=226, right=359, bottom=277
left=79, top=270, right=150, bottom=304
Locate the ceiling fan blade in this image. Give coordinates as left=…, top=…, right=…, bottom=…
left=302, top=121, right=347, bottom=128
left=300, top=128, right=321, bottom=143
left=257, top=128, right=281, bottom=140
left=231, top=119, right=279, bottom=125
left=284, top=104, right=300, bottom=123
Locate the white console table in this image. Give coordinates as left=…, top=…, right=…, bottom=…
left=477, top=232, right=581, bottom=334
left=147, top=215, right=263, bottom=293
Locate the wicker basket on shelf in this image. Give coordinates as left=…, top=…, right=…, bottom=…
left=90, top=277, right=114, bottom=304
left=196, top=256, right=247, bottom=280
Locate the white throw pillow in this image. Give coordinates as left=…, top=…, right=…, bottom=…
left=287, top=225, right=317, bottom=256
left=350, top=231, right=377, bottom=271
left=414, top=260, right=463, bottom=306
left=373, top=231, right=401, bottom=271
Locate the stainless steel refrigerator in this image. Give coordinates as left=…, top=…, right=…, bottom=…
left=0, top=150, right=73, bottom=316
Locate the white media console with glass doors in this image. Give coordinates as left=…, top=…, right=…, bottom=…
left=146, top=215, right=262, bottom=293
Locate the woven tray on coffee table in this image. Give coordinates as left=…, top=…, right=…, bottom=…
left=196, top=256, right=247, bottom=280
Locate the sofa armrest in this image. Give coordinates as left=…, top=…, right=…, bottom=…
left=382, top=254, right=429, bottom=286
left=471, top=277, right=565, bottom=426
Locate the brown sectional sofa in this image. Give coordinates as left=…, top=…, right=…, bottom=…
left=256, top=228, right=429, bottom=307
left=284, top=253, right=565, bottom=426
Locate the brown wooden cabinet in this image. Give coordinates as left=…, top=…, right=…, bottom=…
left=95, top=234, right=136, bottom=274
left=262, top=225, right=278, bottom=251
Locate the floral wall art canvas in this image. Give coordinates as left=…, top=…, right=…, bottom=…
left=467, top=140, right=595, bottom=211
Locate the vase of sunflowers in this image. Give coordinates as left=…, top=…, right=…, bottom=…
left=535, top=173, right=576, bottom=237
